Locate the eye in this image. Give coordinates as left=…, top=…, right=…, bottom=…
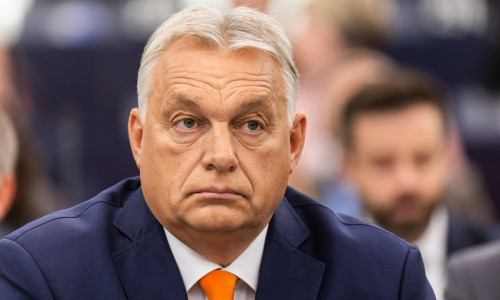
left=371, top=156, right=392, bottom=170
left=175, top=118, right=198, bottom=131
left=415, top=153, right=431, bottom=167
left=242, top=121, right=262, bottom=133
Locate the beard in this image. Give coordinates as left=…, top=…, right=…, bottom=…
left=368, top=193, right=440, bottom=243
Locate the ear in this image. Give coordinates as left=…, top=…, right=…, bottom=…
left=128, top=108, right=144, bottom=169
left=0, top=173, right=16, bottom=221
left=289, top=113, right=307, bottom=174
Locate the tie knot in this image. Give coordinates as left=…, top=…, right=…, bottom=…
left=198, top=270, right=238, bottom=300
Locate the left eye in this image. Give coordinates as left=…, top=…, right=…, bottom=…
left=243, top=121, right=262, bottom=132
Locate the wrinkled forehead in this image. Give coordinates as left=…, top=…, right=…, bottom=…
left=150, top=36, right=285, bottom=101
left=157, top=35, right=282, bottom=71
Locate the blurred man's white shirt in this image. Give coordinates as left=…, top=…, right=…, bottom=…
left=414, top=205, right=448, bottom=300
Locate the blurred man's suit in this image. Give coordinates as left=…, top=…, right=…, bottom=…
left=0, top=177, right=434, bottom=299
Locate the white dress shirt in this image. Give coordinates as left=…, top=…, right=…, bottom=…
left=414, top=205, right=449, bottom=300
left=164, top=225, right=268, bottom=300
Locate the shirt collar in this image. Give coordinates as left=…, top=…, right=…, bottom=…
left=414, top=204, right=448, bottom=258
left=165, top=225, right=268, bottom=293
left=413, top=205, right=449, bottom=300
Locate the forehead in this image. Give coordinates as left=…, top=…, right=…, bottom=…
left=352, top=103, right=445, bottom=153
left=150, top=37, right=284, bottom=102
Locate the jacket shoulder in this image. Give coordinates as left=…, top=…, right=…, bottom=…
left=4, top=177, right=141, bottom=242
left=283, top=186, right=435, bottom=299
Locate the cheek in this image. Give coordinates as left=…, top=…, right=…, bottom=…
left=247, top=149, right=288, bottom=185
left=240, top=137, right=290, bottom=203
left=361, top=182, right=392, bottom=207
left=143, top=124, right=200, bottom=175
left=422, top=164, right=448, bottom=199
left=139, top=127, right=201, bottom=217
left=266, top=136, right=291, bottom=174
left=357, top=172, right=399, bottom=208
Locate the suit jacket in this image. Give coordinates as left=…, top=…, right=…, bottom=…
left=445, top=240, right=500, bottom=300
left=0, top=177, right=435, bottom=299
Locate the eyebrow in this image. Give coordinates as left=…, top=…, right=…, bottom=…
left=171, top=95, right=200, bottom=108
left=239, top=97, right=272, bottom=110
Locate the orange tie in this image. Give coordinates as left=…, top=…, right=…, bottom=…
left=198, top=270, right=238, bottom=300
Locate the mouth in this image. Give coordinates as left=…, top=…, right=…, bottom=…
left=189, top=187, right=244, bottom=200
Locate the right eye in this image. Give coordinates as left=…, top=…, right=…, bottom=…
left=174, top=118, right=198, bottom=131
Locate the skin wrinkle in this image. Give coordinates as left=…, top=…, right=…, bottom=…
left=224, top=81, right=275, bottom=105
left=156, top=77, right=276, bottom=124
left=159, top=62, right=276, bottom=88
left=166, top=76, right=276, bottom=100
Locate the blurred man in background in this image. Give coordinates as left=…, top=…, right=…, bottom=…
left=0, top=107, right=18, bottom=238
left=342, top=70, right=492, bottom=300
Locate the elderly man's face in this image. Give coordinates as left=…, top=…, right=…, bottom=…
left=129, top=37, right=305, bottom=238
left=346, top=104, right=450, bottom=237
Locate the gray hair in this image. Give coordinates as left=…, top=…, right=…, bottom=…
left=0, top=107, right=18, bottom=174
left=137, top=6, right=299, bottom=125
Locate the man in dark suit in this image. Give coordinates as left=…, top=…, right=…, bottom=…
left=341, top=70, right=490, bottom=300
left=0, top=6, right=434, bottom=299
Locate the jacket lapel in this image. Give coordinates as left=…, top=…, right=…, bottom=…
left=256, top=197, right=326, bottom=300
left=111, top=187, right=187, bottom=300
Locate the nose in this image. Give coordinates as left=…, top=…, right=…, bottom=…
left=395, top=163, right=419, bottom=192
left=202, top=123, right=238, bottom=172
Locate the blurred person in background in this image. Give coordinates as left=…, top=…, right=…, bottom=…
left=0, top=107, right=18, bottom=238
left=342, top=69, right=494, bottom=300
left=318, top=49, right=396, bottom=216
left=293, top=0, right=394, bottom=80
left=0, top=0, right=66, bottom=234
left=318, top=49, right=496, bottom=229
left=289, top=0, right=396, bottom=198
left=0, top=47, right=66, bottom=232
left=445, top=240, right=500, bottom=300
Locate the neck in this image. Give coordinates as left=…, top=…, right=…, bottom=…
left=167, top=225, right=265, bottom=267
left=390, top=223, right=428, bottom=244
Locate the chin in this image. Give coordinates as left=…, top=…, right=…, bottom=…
left=192, top=220, right=247, bottom=233
left=393, top=215, right=422, bottom=226
left=186, top=211, right=250, bottom=233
